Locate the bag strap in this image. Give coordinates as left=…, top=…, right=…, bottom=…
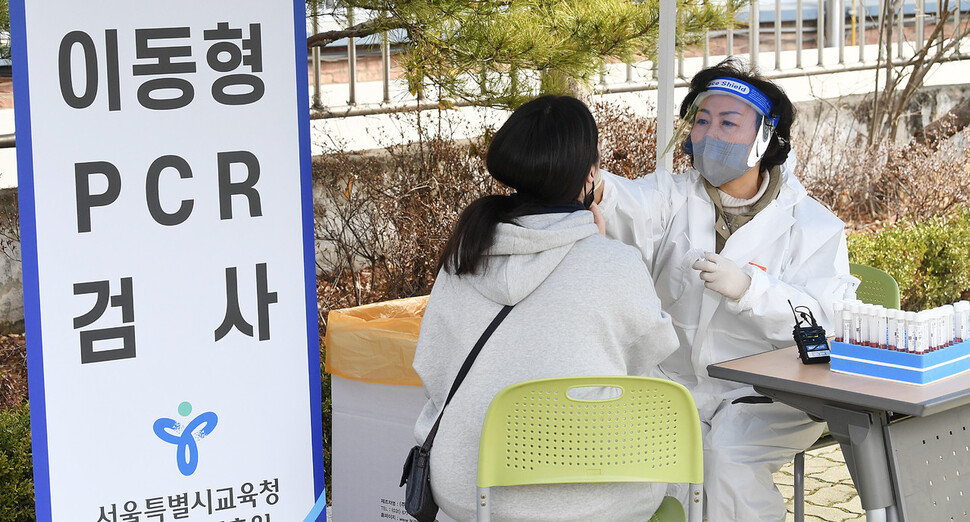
left=420, top=304, right=513, bottom=452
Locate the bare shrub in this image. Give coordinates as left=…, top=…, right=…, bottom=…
left=0, top=335, right=27, bottom=409
left=797, top=126, right=970, bottom=230
left=592, top=100, right=691, bottom=178
left=0, top=190, right=20, bottom=262
left=313, top=110, right=498, bottom=321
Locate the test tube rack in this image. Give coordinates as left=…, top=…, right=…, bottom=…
left=830, top=340, right=970, bottom=385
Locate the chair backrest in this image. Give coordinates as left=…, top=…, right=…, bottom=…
left=477, top=376, right=704, bottom=489
left=849, top=263, right=901, bottom=309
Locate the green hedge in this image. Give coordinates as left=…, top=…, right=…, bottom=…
left=848, top=207, right=970, bottom=310
left=0, top=402, right=34, bottom=522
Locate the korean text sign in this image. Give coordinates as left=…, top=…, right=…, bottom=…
left=11, top=1, right=325, bottom=520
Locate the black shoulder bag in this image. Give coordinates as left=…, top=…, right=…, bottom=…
left=400, top=304, right=514, bottom=522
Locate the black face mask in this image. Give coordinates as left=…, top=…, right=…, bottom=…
left=583, top=182, right=594, bottom=209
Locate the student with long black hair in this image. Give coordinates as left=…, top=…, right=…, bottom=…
left=412, top=95, right=679, bottom=521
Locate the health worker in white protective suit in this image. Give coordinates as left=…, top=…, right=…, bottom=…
left=595, top=58, right=859, bottom=521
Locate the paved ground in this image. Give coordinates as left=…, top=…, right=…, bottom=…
left=775, top=444, right=866, bottom=521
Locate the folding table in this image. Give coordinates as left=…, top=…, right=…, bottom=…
left=709, top=346, right=970, bottom=522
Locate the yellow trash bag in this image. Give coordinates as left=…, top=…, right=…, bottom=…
left=324, top=295, right=429, bottom=386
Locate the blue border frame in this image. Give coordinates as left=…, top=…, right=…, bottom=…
left=293, top=0, right=328, bottom=518
left=11, top=3, right=325, bottom=520
left=10, top=1, right=53, bottom=520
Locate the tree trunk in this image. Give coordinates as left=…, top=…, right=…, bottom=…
left=912, top=95, right=970, bottom=145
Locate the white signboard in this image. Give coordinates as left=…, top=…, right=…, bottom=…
left=12, top=1, right=325, bottom=521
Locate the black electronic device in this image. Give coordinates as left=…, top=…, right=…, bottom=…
left=789, top=300, right=830, bottom=364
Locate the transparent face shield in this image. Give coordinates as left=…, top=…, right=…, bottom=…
left=664, top=91, right=774, bottom=166
left=661, top=81, right=778, bottom=185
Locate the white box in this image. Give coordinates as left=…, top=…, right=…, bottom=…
left=331, top=375, right=458, bottom=522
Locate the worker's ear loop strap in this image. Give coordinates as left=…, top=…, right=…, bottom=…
left=593, top=168, right=604, bottom=193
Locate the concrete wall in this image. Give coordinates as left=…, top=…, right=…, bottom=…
left=793, top=82, right=970, bottom=145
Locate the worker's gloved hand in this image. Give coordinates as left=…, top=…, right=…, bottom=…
left=692, top=252, right=751, bottom=300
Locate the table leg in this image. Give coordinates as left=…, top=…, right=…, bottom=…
left=822, top=404, right=898, bottom=518
left=752, top=387, right=902, bottom=520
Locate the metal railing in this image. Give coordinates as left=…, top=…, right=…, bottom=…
left=310, top=0, right=970, bottom=119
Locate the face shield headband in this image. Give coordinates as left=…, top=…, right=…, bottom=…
left=661, top=77, right=779, bottom=170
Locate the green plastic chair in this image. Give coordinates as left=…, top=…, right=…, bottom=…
left=792, top=263, right=900, bottom=521
left=849, top=262, right=901, bottom=310
left=476, top=376, right=704, bottom=522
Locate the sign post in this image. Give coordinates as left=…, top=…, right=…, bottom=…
left=11, top=1, right=325, bottom=520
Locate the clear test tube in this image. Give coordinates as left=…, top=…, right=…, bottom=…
left=832, top=301, right=845, bottom=342
left=954, top=301, right=965, bottom=343
left=943, top=304, right=955, bottom=346
left=869, top=305, right=883, bottom=348
left=876, top=306, right=888, bottom=349
left=905, top=311, right=919, bottom=353
left=869, top=304, right=880, bottom=346
left=868, top=305, right=881, bottom=348
left=956, top=301, right=970, bottom=343
left=964, top=301, right=970, bottom=343
left=926, top=308, right=938, bottom=351
left=856, top=304, right=869, bottom=346
left=933, top=307, right=946, bottom=350
left=887, top=309, right=898, bottom=350
left=934, top=308, right=947, bottom=350
left=841, top=302, right=854, bottom=345
left=953, top=301, right=970, bottom=343
left=934, top=308, right=945, bottom=350
left=960, top=301, right=970, bottom=342
left=891, top=309, right=906, bottom=351
left=850, top=303, right=863, bottom=345
left=963, top=301, right=970, bottom=343
left=916, top=311, right=931, bottom=354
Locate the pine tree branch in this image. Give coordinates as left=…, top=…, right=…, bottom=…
left=307, top=17, right=408, bottom=49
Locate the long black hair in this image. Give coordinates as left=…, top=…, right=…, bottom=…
left=437, top=95, right=599, bottom=275
left=680, top=57, right=795, bottom=173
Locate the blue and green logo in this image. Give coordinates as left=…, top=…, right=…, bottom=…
left=153, top=401, right=219, bottom=476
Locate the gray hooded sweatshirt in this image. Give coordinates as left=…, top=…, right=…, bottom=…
left=413, top=210, right=680, bottom=521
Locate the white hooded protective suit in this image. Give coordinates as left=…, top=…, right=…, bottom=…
left=599, top=165, right=858, bottom=521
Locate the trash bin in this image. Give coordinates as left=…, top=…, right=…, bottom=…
left=325, top=296, right=457, bottom=522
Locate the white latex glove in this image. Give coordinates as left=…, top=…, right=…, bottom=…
left=692, top=252, right=751, bottom=300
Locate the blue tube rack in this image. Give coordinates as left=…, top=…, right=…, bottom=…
left=830, top=340, right=970, bottom=385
